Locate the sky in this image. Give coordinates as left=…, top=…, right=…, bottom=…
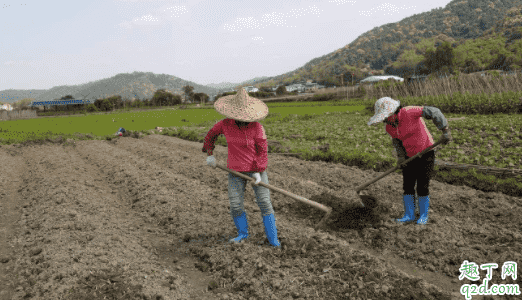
left=1, top=0, right=453, bottom=92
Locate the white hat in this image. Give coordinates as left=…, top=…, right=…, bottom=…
left=367, top=97, right=401, bottom=126
left=213, top=88, right=269, bottom=122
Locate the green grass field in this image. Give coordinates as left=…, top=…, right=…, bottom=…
left=2, top=102, right=521, bottom=171
left=0, top=102, right=366, bottom=144
left=2, top=100, right=521, bottom=196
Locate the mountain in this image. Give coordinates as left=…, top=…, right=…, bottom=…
left=246, top=0, right=522, bottom=87
left=239, top=76, right=270, bottom=86
left=205, top=76, right=270, bottom=90
left=205, top=82, right=237, bottom=90
left=3, top=0, right=522, bottom=105
left=0, top=72, right=221, bottom=105
left=0, top=89, right=47, bottom=104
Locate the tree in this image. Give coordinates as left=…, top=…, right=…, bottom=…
left=193, top=92, right=209, bottom=105
left=423, top=41, right=456, bottom=74
left=107, top=95, right=123, bottom=110
left=152, top=89, right=181, bottom=107
left=77, top=92, right=93, bottom=113
left=437, top=65, right=451, bottom=77
left=102, top=99, right=113, bottom=111
left=461, top=58, right=480, bottom=73
left=275, top=86, right=287, bottom=96
left=12, top=98, right=34, bottom=111
left=258, top=86, right=273, bottom=93
left=486, top=53, right=514, bottom=71
left=151, top=89, right=163, bottom=107
left=94, top=98, right=113, bottom=112
left=53, top=95, right=74, bottom=112
left=171, top=94, right=183, bottom=106
left=182, top=85, right=194, bottom=103
left=86, top=104, right=98, bottom=113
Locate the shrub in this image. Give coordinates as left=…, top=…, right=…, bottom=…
left=275, top=86, right=287, bottom=96
left=86, top=104, right=98, bottom=112
left=248, top=91, right=274, bottom=98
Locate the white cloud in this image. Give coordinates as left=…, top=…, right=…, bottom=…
left=132, top=14, right=162, bottom=26
left=328, top=0, right=356, bottom=5
left=359, top=3, right=417, bottom=17
left=161, top=6, right=189, bottom=19
left=251, top=36, right=264, bottom=44
left=114, top=5, right=191, bottom=33
left=223, top=5, right=324, bottom=32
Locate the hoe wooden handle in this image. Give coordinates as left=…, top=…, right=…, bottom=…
left=355, top=140, right=444, bottom=193
left=215, top=164, right=332, bottom=214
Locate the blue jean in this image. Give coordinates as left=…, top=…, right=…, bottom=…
left=228, top=171, right=275, bottom=218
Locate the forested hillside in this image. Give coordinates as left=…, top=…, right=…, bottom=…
left=252, top=0, right=522, bottom=89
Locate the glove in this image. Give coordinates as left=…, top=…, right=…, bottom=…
left=440, top=127, right=452, bottom=145
left=397, top=157, right=407, bottom=169
left=252, top=173, right=261, bottom=185
left=206, top=156, right=217, bottom=168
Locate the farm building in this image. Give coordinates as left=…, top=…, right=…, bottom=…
left=359, top=75, right=404, bottom=85
left=0, top=103, right=13, bottom=111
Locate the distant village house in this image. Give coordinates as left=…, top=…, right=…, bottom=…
left=0, top=103, right=13, bottom=111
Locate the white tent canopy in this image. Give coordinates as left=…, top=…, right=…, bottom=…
left=359, top=75, right=404, bottom=83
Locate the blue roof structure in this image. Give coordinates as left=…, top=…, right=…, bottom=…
left=30, top=99, right=94, bottom=107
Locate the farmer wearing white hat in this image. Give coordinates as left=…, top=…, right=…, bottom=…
left=368, top=97, right=452, bottom=225
left=202, top=88, right=281, bottom=248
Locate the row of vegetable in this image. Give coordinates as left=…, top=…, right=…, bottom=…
left=364, top=85, right=522, bottom=115
left=2, top=98, right=520, bottom=195
left=169, top=105, right=521, bottom=196
left=261, top=111, right=522, bottom=169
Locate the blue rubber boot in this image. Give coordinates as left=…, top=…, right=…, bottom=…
left=229, top=212, right=249, bottom=243
left=395, top=195, right=416, bottom=223
left=417, top=195, right=431, bottom=225
left=262, top=214, right=281, bottom=248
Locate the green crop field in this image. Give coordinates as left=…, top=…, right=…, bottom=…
left=0, top=102, right=366, bottom=144
left=2, top=102, right=521, bottom=171
left=2, top=99, right=521, bottom=196
left=183, top=108, right=522, bottom=171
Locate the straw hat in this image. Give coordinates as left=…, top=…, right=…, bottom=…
left=214, top=88, right=269, bottom=122
left=367, top=97, right=400, bottom=126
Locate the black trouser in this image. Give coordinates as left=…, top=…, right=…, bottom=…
left=402, top=150, right=435, bottom=196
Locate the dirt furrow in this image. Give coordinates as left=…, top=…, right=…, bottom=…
left=2, top=142, right=215, bottom=299
left=72, top=139, right=230, bottom=299
left=1, top=134, right=520, bottom=299
left=123, top=134, right=522, bottom=299
left=108, top=134, right=465, bottom=299
left=0, top=145, right=29, bottom=300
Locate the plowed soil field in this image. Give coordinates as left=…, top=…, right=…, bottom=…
left=0, top=133, right=521, bottom=300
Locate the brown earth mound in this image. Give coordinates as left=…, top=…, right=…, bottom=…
left=0, top=134, right=520, bottom=299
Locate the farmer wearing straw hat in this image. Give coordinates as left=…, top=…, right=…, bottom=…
left=368, top=97, right=452, bottom=225
left=202, top=88, right=281, bottom=248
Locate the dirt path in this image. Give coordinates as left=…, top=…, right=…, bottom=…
left=0, top=144, right=28, bottom=300
left=0, top=134, right=520, bottom=299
